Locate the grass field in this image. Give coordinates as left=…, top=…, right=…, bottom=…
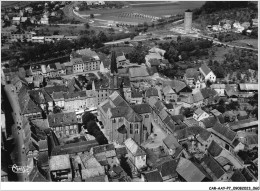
left=78, top=1, right=204, bottom=22
left=228, top=39, right=258, bottom=49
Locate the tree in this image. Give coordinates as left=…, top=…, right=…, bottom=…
left=110, top=50, right=117, bottom=74
left=90, top=13, right=94, bottom=18
left=177, top=35, right=181, bottom=42
left=98, top=31, right=108, bottom=43
left=128, top=43, right=148, bottom=65
left=53, top=30, right=59, bottom=35
left=84, top=23, right=90, bottom=29
left=82, top=112, right=97, bottom=125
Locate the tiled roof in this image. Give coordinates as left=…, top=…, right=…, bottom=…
left=48, top=112, right=77, bottom=127
left=116, top=55, right=126, bottom=62
left=200, top=63, right=212, bottom=76
left=71, top=57, right=84, bottom=66
left=183, top=118, right=199, bottom=127
left=100, top=100, right=114, bottom=113
left=129, top=67, right=149, bottom=78
left=212, top=123, right=237, bottom=144
left=201, top=155, right=225, bottom=179
left=44, top=85, right=67, bottom=95
left=176, top=157, right=208, bottom=182
left=211, top=109, right=222, bottom=116
left=194, top=108, right=205, bottom=116
left=142, top=169, right=163, bottom=182
left=239, top=83, right=258, bottom=91
left=211, top=84, right=226, bottom=89
left=115, top=147, right=128, bottom=156
left=39, top=140, right=48, bottom=151
left=228, top=118, right=258, bottom=131
left=110, top=106, right=142, bottom=122
left=171, top=115, right=184, bottom=124
left=170, top=80, right=187, bottom=93
left=145, top=87, right=159, bottom=97
left=28, top=90, right=45, bottom=104
left=193, top=91, right=204, bottom=102
left=163, top=134, right=182, bottom=150
left=51, top=140, right=99, bottom=156
left=131, top=104, right=152, bottom=114
left=154, top=100, right=165, bottom=111
left=23, top=98, right=42, bottom=114
left=215, top=156, right=231, bottom=167
left=49, top=154, right=70, bottom=171
left=201, top=116, right=218, bottom=128
left=38, top=151, right=49, bottom=167
left=230, top=170, right=247, bottom=182
left=208, top=141, right=223, bottom=157
left=76, top=48, right=99, bottom=59
left=110, top=91, right=128, bottom=107
left=52, top=92, right=64, bottom=100
left=131, top=88, right=143, bottom=98
left=155, top=158, right=179, bottom=178
left=162, top=85, right=175, bottom=95
left=124, top=138, right=145, bottom=156
left=92, top=144, right=115, bottom=155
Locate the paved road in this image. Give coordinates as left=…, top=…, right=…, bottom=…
left=63, top=2, right=89, bottom=23
left=198, top=34, right=258, bottom=51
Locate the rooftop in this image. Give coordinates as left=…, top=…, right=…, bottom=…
left=129, top=67, right=149, bottom=78
left=212, top=123, right=237, bottom=144
left=124, top=138, right=146, bottom=156
left=200, top=63, right=212, bottom=76
left=176, top=157, right=209, bottom=182
left=142, top=169, right=163, bottom=182
left=49, top=154, right=70, bottom=171
left=48, top=112, right=77, bottom=127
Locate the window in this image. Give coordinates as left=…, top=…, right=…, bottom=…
left=130, top=124, right=133, bottom=134
left=134, top=124, right=139, bottom=134
left=145, top=114, right=149, bottom=118
left=112, top=119, right=116, bottom=123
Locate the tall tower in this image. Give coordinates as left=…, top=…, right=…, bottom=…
left=110, top=50, right=118, bottom=75
left=2, top=84, right=30, bottom=181
left=184, top=9, right=192, bottom=34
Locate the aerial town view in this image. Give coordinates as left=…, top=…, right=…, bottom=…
left=1, top=1, right=258, bottom=184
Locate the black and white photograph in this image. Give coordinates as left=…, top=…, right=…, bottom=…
left=1, top=0, right=259, bottom=189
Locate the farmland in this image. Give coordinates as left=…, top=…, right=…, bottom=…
left=78, top=1, right=205, bottom=22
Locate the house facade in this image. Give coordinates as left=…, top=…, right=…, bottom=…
left=199, top=64, right=216, bottom=83
left=48, top=112, right=78, bottom=138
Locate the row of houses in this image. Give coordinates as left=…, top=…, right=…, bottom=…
left=2, top=32, right=78, bottom=43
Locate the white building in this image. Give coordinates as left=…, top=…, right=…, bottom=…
left=199, top=64, right=216, bottom=83
left=193, top=108, right=210, bottom=121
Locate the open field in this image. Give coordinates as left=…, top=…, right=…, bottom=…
left=1, top=1, right=31, bottom=8
left=78, top=1, right=204, bottom=22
